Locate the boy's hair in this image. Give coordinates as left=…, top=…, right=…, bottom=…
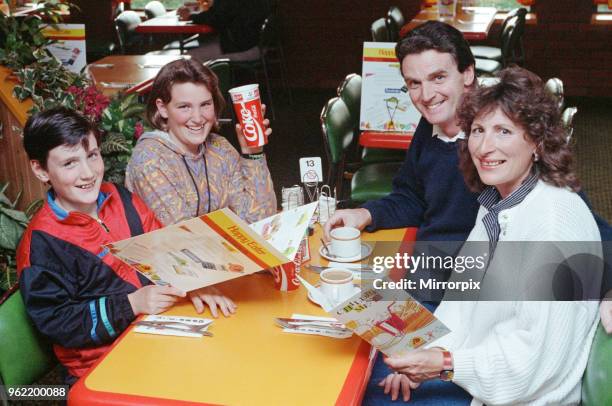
left=146, top=59, right=226, bottom=132
left=396, top=21, right=475, bottom=73
left=23, top=107, right=100, bottom=169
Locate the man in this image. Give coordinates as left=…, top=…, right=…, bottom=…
left=177, top=0, right=269, bottom=62
left=323, top=21, right=611, bottom=403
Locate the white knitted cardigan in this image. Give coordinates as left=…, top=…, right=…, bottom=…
left=431, top=180, right=602, bottom=406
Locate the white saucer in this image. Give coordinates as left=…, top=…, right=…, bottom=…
left=307, top=285, right=361, bottom=307
left=319, top=242, right=373, bottom=263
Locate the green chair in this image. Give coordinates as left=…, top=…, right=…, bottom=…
left=371, top=18, right=390, bottom=42
left=385, top=6, right=405, bottom=42
left=336, top=73, right=405, bottom=165
left=471, top=8, right=527, bottom=64
left=581, top=323, right=612, bottom=405
left=205, top=58, right=232, bottom=98
left=0, top=288, right=57, bottom=391
left=475, top=10, right=526, bottom=76
left=320, top=97, right=401, bottom=203
left=544, top=77, right=565, bottom=111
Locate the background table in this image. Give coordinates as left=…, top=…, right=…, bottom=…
left=400, top=7, right=497, bottom=41
left=68, top=226, right=415, bottom=405
left=136, top=10, right=214, bottom=35
left=88, top=54, right=188, bottom=96
left=359, top=131, right=414, bottom=150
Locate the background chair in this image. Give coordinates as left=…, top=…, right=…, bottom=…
left=370, top=18, right=389, bottom=42
left=320, top=97, right=401, bottom=203
left=385, top=6, right=405, bottom=42
left=471, top=8, right=527, bottom=64
left=144, top=0, right=166, bottom=19
left=544, top=77, right=565, bottom=111
left=562, top=106, right=578, bottom=143
left=475, top=13, right=524, bottom=76
left=0, top=288, right=57, bottom=394
left=231, top=14, right=291, bottom=119
left=114, top=10, right=145, bottom=54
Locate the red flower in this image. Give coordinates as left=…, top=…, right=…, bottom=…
left=68, top=85, right=110, bottom=122
left=134, top=121, right=144, bottom=140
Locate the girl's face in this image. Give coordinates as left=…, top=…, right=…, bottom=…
left=156, top=82, right=216, bottom=155
left=468, top=106, right=536, bottom=199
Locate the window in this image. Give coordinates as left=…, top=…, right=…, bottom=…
left=130, top=0, right=187, bottom=10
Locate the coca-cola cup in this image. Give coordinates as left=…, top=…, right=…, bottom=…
left=228, top=84, right=267, bottom=147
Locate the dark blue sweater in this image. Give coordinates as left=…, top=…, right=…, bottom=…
left=362, top=117, right=480, bottom=242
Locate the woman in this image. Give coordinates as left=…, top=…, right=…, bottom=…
left=378, top=67, right=602, bottom=405
left=126, top=59, right=277, bottom=226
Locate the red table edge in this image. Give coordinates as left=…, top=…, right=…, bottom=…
left=359, top=131, right=413, bottom=150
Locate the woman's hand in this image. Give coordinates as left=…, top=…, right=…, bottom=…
left=378, top=373, right=420, bottom=402
left=384, top=348, right=446, bottom=383
left=128, top=285, right=186, bottom=315
left=188, top=286, right=237, bottom=317
left=236, top=104, right=272, bottom=155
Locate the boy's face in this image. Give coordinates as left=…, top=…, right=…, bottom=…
left=401, top=49, right=475, bottom=135
left=31, top=133, right=104, bottom=216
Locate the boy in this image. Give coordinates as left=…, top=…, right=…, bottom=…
left=17, top=107, right=234, bottom=384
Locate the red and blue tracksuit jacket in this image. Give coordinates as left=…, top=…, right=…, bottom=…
left=17, top=183, right=162, bottom=380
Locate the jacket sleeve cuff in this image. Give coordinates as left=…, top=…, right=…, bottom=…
left=449, top=348, right=478, bottom=386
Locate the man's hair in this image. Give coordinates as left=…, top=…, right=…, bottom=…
left=146, top=59, right=226, bottom=131
left=395, top=21, right=475, bottom=73
left=23, top=107, right=100, bottom=169
left=457, top=67, right=578, bottom=192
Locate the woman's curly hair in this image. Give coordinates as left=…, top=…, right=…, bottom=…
left=457, top=67, right=579, bottom=193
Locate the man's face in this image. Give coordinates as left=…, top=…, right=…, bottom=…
left=401, top=50, right=475, bottom=134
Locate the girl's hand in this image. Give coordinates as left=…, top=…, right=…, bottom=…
left=128, top=285, right=186, bottom=315
left=236, top=104, right=272, bottom=155
left=188, top=286, right=237, bottom=317
left=378, top=372, right=420, bottom=402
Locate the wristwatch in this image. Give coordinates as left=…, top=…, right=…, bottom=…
left=439, top=349, right=454, bottom=381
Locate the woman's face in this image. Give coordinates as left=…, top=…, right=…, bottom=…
left=156, top=82, right=216, bottom=155
left=468, top=106, right=536, bottom=198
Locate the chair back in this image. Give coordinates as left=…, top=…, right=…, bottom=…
left=544, top=77, right=564, bottom=111
left=204, top=58, right=233, bottom=107
left=337, top=73, right=362, bottom=123
left=500, top=9, right=526, bottom=66
left=113, top=1, right=125, bottom=19
left=115, top=10, right=142, bottom=54
left=385, top=6, right=405, bottom=42
left=321, top=97, right=355, bottom=193
left=145, top=1, right=166, bottom=19
left=581, top=323, right=612, bottom=405
left=561, top=106, right=578, bottom=143
left=502, top=7, right=527, bottom=33
left=0, top=288, right=57, bottom=386
left=259, top=15, right=279, bottom=52
left=371, top=18, right=389, bottom=42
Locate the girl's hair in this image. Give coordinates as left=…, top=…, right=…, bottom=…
left=23, top=107, right=100, bottom=168
left=457, top=67, right=579, bottom=192
left=146, top=59, right=226, bottom=131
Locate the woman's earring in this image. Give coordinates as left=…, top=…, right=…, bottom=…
left=532, top=151, right=539, bottom=162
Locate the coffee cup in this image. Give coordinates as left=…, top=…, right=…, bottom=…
left=228, top=84, right=267, bottom=147
left=329, top=226, right=361, bottom=258
left=319, top=268, right=355, bottom=305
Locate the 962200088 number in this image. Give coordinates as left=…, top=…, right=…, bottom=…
left=1, top=385, right=69, bottom=401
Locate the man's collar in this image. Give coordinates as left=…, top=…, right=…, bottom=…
left=432, top=125, right=465, bottom=143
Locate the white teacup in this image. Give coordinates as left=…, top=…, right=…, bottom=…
left=329, top=227, right=361, bottom=258
left=319, top=268, right=355, bottom=305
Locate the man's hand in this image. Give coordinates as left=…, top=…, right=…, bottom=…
left=188, top=286, right=237, bottom=318
left=237, top=104, right=271, bottom=155
left=378, top=372, right=420, bottom=402
left=600, top=299, right=612, bottom=334
left=384, top=348, right=446, bottom=383
left=323, top=208, right=372, bottom=241
left=128, top=285, right=186, bottom=315
left=177, top=6, right=191, bottom=21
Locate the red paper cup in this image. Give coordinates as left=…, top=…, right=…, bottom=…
left=269, top=263, right=300, bottom=291
left=228, top=84, right=267, bottom=147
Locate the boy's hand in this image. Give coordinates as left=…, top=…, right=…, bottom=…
left=188, top=286, right=237, bottom=317
left=128, top=285, right=186, bottom=315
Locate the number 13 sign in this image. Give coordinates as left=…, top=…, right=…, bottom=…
left=299, top=157, right=323, bottom=184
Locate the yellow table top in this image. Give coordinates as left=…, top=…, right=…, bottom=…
left=69, top=226, right=411, bottom=405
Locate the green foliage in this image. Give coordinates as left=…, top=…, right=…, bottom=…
left=0, top=183, right=40, bottom=293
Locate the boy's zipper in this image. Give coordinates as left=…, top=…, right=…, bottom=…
left=96, top=217, right=110, bottom=233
